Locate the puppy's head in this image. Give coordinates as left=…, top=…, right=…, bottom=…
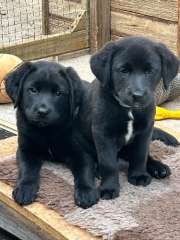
left=5, top=61, right=82, bottom=127
left=90, top=37, right=179, bottom=109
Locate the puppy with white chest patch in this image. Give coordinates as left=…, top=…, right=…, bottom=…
left=75, top=37, right=179, bottom=201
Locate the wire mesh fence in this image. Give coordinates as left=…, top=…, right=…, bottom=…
left=0, top=0, right=85, bottom=48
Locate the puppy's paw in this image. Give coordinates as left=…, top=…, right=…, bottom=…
left=148, top=161, right=171, bottom=179
left=74, top=187, right=100, bottom=209
left=12, top=183, right=38, bottom=205
left=128, top=171, right=152, bottom=186
left=100, top=185, right=120, bottom=200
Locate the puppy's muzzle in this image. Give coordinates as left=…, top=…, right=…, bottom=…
left=37, top=106, right=50, bottom=117
left=128, top=89, right=148, bottom=102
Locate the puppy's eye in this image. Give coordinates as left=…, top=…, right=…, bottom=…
left=120, top=67, right=130, bottom=74
left=144, top=64, right=152, bottom=74
left=29, top=87, right=38, bottom=94
left=56, top=90, right=62, bottom=96
left=119, top=64, right=131, bottom=74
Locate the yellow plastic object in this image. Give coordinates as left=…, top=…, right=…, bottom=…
left=0, top=54, right=22, bottom=103
left=155, top=106, right=180, bottom=120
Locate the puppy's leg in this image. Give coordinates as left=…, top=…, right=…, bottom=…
left=147, top=156, right=171, bottom=179
left=93, top=132, right=120, bottom=200
left=13, top=149, right=43, bottom=205
left=127, top=128, right=152, bottom=186
left=71, top=152, right=100, bottom=209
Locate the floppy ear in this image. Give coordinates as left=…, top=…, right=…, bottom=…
left=156, top=43, right=179, bottom=90
left=90, top=42, right=117, bottom=87
left=5, top=61, right=35, bottom=107
left=60, top=67, right=83, bottom=120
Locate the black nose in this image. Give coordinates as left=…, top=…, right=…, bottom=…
left=37, top=107, right=49, bottom=116
left=131, top=90, right=147, bottom=101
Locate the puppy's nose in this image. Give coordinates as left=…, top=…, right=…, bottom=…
left=132, top=90, right=147, bottom=101
left=37, top=107, right=49, bottom=116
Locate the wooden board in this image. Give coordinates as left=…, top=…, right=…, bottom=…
left=0, top=182, right=99, bottom=240
left=111, top=0, right=178, bottom=22
left=42, top=0, right=50, bottom=35
left=111, top=11, right=178, bottom=53
left=0, top=30, right=88, bottom=61
left=90, top=0, right=111, bottom=53
left=0, top=136, right=17, bottom=159
left=72, top=10, right=87, bottom=32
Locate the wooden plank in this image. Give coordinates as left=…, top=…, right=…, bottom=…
left=57, top=48, right=90, bottom=61
left=0, top=136, right=17, bottom=159
left=42, top=0, right=50, bottom=35
left=111, top=35, right=125, bottom=41
left=111, top=0, right=178, bottom=22
left=90, top=0, right=111, bottom=53
left=0, top=119, right=17, bottom=134
left=0, top=30, right=89, bottom=61
left=0, top=201, right=53, bottom=240
left=72, top=10, right=87, bottom=32
left=111, top=11, right=178, bottom=54
left=0, top=182, right=99, bottom=240
left=0, top=228, right=18, bottom=240
left=66, top=0, right=81, bottom=3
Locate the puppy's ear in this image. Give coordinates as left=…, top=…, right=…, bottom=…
left=5, top=61, right=35, bottom=107
left=90, top=42, right=117, bottom=87
left=156, top=43, right=179, bottom=89
left=60, top=67, right=83, bottom=119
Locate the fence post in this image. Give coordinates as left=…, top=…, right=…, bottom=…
left=89, top=0, right=111, bottom=53
left=42, top=0, right=49, bottom=35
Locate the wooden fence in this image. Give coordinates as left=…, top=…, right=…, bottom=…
left=1, top=0, right=179, bottom=59
left=90, top=0, right=180, bottom=56
left=0, top=0, right=89, bottom=60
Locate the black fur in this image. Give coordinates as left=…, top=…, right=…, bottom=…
left=75, top=37, right=179, bottom=201
left=5, top=61, right=99, bottom=208
left=152, top=128, right=179, bottom=146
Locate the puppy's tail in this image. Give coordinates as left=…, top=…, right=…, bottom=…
left=152, top=128, right=179, bottom=146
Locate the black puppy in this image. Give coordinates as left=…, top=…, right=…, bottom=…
left=76, top=37, right=179, bottom=200
left=5, top=61, right=99, bottom=208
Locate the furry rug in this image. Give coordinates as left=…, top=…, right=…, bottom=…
left=0, top=141, right=180, bottom=240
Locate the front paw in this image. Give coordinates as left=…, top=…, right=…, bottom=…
left=128, top=171, right=152, bottom=186
left=100, top=184, right=120, bottom=200
left=148, top=161, right=171, bottom=179
left=74, top=187, right=100, bottom=209
left=12, top=183, right=38, bottom=205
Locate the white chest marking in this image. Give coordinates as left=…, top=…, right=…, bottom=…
left=125, top=111, right=134, bottom=143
